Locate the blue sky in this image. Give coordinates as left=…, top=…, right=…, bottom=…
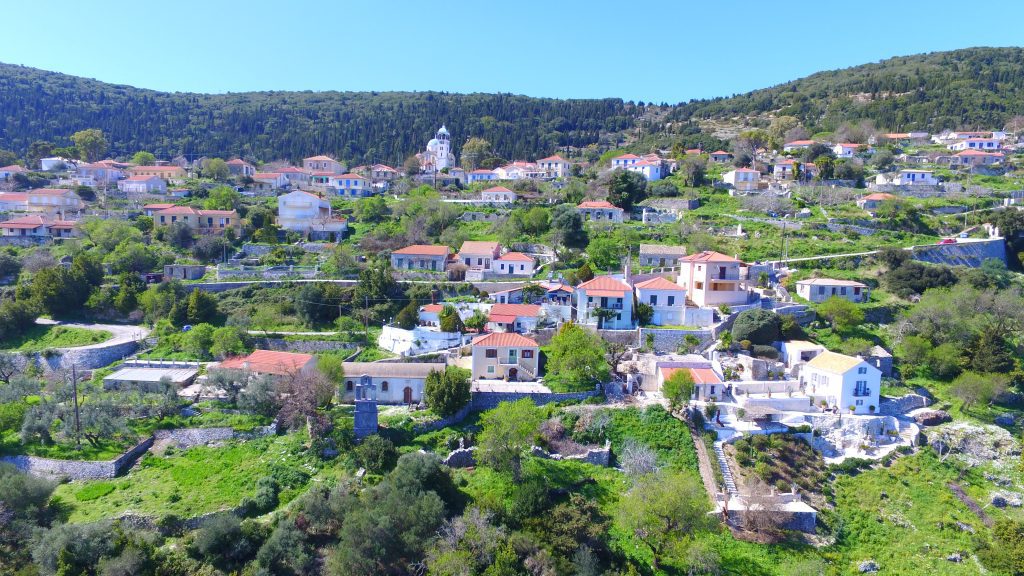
left=2, top=0, right=1021, bottom=103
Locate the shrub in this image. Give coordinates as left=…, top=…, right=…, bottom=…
left=354, top=434, right=398, bottom=474
left=732, top=309, right=781, bottom=345
left=750, top=344, right=779, bottom=359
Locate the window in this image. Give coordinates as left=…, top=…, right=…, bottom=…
left=346, top=381, right=353, bottom=391
left=381, top=381, right=389, bottom=391
left=856, top=399, right=863, bottom=406
left=649, top=295, right=657, bottom=305
left=857, top=367, right=867, bottom=374
left=695, top=281, right=704, bottom=290
left=487, top=366, right=495, bottom=374
left=485, top=349, right=497, bottom=358
left=667, top=296, right=675, bottom=306
left=522, top=349, right=534, bottom=358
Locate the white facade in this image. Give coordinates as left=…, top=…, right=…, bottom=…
left=537, top=155, right=571, bottom=178
left=795, top=279, right=869, bottom=303
left=575, top=276, right=634, bottom=329
left=611, top=154, right=640, bottom=169
left=468, top=170, right=497, bottom=183
left=799, top=351, right=880, bottom=415
left=677, top=251, right=749, bottom=307
left=626, top=161, right=662, bottom=181
left=634, top=277, right=686, bottom=326
left=340, top=362, right=442, bottom=404
left=832, top=143, right=871, bottom=158
left=490, top=252, right=535, bottom=276
left=577, top=201, right=624, bottom=223
left=277, top=190, right=333, bottom=233
left=118, top=176, right=167, bottom=194
left=419, top=126, right=455, bottom=171
left=480, top=186, right=517, bottom=204
left=722, top=168, right=759, bottom=192
left=948, top=138, right=1000, bottom=152
left=330, top=174, right=370, bottom=197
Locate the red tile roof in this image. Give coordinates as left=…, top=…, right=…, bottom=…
left=784, top=140, right=815, bottom=146
left=26, top=188, right=75, bottom=196
left=304, top=155, right=336, bottom=162
left=472, top=332, right=539, bottom=347
left=0, top=215, right=47, bottom=228
left=679, top=251, right=739, bottom=263
left=253, top=172, right=283, bottom=179
left=226, top=159, right=251, bottom=165
left=216, top=350, right=314, bottom=375
left=0, top=193, right=29, bottom=202
left=577, top=276, right=631, bottom=293
left=861, top=193, right=896, bottom=201
left=155, top=206, right=201, bottom=216
left=0, top=165, right=27, bottom=172
left=421, top=304, right=444, bottom=313
left=538, top=155, right=568, bottom=162
left=496, top=251, right=533, bottom=262
left=614, top=154, right=640, bottom=160
left=710, top=150, right=731, bottom=156
left=393, top=244, right=450, bottom=256
left=459, top=241, right=500, bottom=254
left=482, top=186, right=514, bottom=193
left=634, top=276, right=684, bottom=291
left=490, top=303, right=541, bottom=318
left=577, top=200, right=618, bottom=209
left=125, top=175, right=162, bottom=182
left=143, top=203, right=175, bottom=210
left=333, top=173, right=367, bottom=180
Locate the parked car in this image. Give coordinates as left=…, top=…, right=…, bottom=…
left=937, top=238, right=957, bottom=244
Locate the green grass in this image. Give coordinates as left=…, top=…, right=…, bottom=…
left=0, top=325, right=111, bottom=352
left=51, top=431, right=323, bottom=523
left=0, top=430, right=136, bottom=461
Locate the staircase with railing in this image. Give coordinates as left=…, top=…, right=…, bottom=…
left=713, top=441, right=739, bottom=497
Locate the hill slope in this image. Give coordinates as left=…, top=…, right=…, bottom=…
left=668, top=47, right=1024, bottom=134
left=0, top=63, right=636, bottom=165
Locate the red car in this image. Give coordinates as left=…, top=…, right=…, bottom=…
left=937, top=238, right=957, bottom=245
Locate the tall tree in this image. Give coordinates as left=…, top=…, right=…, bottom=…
left=70, top=129, right=108, bottom=162
left=477, top=399, right=543, bottom=481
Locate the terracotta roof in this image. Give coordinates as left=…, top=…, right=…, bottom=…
left=577, top=276, right=631, bottom=293
left=861, top=193, right=896, bottom=201
left=796, top=278, right=867, bottom=288
left=496, top=251, right=533, bottom=262
left=253, top=172, right=283, bottom=179
left=49, top=220, right=77, bottom=229
left=784, top=140, right=815, bottom=146
left=537, top=155, right=568, bottom=162
left=472, top=332, right=539, bottom=347
left=25, top=188, right=75, bottom=196
left=276, top=166, right=308, bottom=174
left=0, top=193, right=29, bottom=202
left=635, top=276, right=685, bottom=291
left=0, top=165, right=27, bottom=172
left=482, top=186, right=514, bottom=193
left=710, top=150, right=731, bottom=156
left=0, top=215, right=47, bottom=228
left=304, top=155, right=336, bottom=162
left=459, top=241, right=500, bottom=254
left=489, top=314, right=517, bottom=324
left=805, top=351, right=864, bottom=374
left=216, top=350, right=314, bottom=375
left=333, top=173, right=366, bottom=180
left=614, top=154, right=640, bottom=160
left=679, top=251, right=739, bottom=263
left=955, top=150, right=1004, bottom=157
left=732, top=168, right=758, bottom=173
left=226, top=159, right=250, bottom=165
left=688, top=367, right=722, bottom=385
left=421, top=304, right=444, bottom=313
left=371, top=164, right=397, bottom=172
left=490, top=303, right=541, bottom=318
left=393, top=244, right=450, bottom=256
left=577, top=200, right=619, bottom=209
left=143, top=203, right=175, bottom=210
left=835, top=143, right=863, bottom=148
left=125, top=175, right=162, bottom=182
left=540, top=281, right=574, bottom=293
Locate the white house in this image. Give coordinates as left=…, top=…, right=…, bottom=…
left=799, top=351, right=880, bottom=415
left=330, top=173, right=370, bottom=197
left=877, top=169, right=939, bottom=186
left=468, top=169, right=497, bottom=183
left=577, top=200, right=624, bottom=223
left=948, top=138, right=1000, bottom=152
left=277, top=190, right=347, bottom=238
left=0, top=165, right=27, bottom=181
left=656, top=362, right=722, bottom=402
left=677, top=251, right=749, bottom=308
left=118, top=175, right=167, bottom=194
left=0, top=215, right=78, bottom=239
left=491, top=251, right=535, bottom=276
left=493, top=162, right=543, bottom=180
left=576, top=276, right=633, bottom=329
left=780, top=340, right=826, bottom=370
left=610, top=153, right=641, bottom=169
left=40, top=157, right=77, bottom=171
left=626, top=160, right=662, bottom=181
left=795, top=278, right=869, bottom=303
left=634, top=276, right=686, bottom=326
left=253, top=172, right=290, bottom=190
left=480, top=186, right=517, bottom=204
left=722, top=168, right=760, bottom=192
left=77, top=163, right=124, bottom=186
left=341, top=362, right=440, bottom=405
left=0, top=189, right=85, bottom=215
left=832, top=143, right=871, bottom=158
left=471, top=332, right=541, bottom=382
left=537, top=155, right=571, bottom=178
left=487, top=303, right=542, bottom=333
left=458, top=241, right=502, bottom=269
left=391, top=245, right=450, bottom=272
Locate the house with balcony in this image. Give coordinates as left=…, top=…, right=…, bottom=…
left=457, top=241, right=502, bottom=269
left=118, top=175, right=167, bottom=194
left=487, top=303, right=542, bottom=333
left=331, top=173, right=371, bottom=197
left=677, top=251, right=749, bottom=308
left=576, top=200, right=624, bottom=223
left=226, top=159, right=256, bottom=177
left=471, top=332, right=541, bottom=382
left=0, top=189, right=85, bottom=215
left=491, top=251, right=535, bottom=276
left=610, top=153, right=641, bottom=169
left=537, top=155, right=571, bottom=178
left=77, top=162, right=124, bottom=186
left=634, top=276, right=687, bottom=326
left=303, top=155, right=345, bottom=174
left=576, top=276, right=633, bottom=329
left=799, top=351, right=880, bottom=415
left=391, top=244, right=450, bottom=272
left=722, top=168, right=760, bottom=193
left=626, top=160, right=663, bottom=181
left=0, top=215, right=78, bottom=239
left=152, top=206, right=241, bottom=235
left=795, top=278, right=869, bottom=303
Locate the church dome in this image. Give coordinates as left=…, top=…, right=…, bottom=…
left=427, top=138, right=440, bottom=149
left=437, top=125, right=449, bottom=135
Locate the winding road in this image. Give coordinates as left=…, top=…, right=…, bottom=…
left=35, top=319, right=150, bottom=350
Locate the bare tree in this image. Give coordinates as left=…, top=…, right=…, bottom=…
left=741, top=480, right=792, bottom=538
left=619, top=440, right=658, bottom=476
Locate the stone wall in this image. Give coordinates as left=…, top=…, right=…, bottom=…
left=470, top=389, right=599, bottom=411
left=725, top=508, right=817, bottom=533
left=34, top=339, right=141, bottom=372
left=912, top=238, right=1007, bottom=268
left=640, top=328, right=713, bottom=354
left=412, top=404, right=472, bottom=434
left=251, top=337, right=356, bottom=353
left=1, top=436, right=154, bottom=480
left=0, top=236, right=50, bottom=247
left=878, top=393, right=931, bottom=416
left=154, top=427, right=235, bottom=449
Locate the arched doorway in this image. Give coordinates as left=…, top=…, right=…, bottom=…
left=403, top=387, right=413, bottom=404
left=508, top=368, right=518, bottom=381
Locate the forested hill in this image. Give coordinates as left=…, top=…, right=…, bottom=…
left=668, top=47, right=1024, bottom=133
left=0, top=62, right=636, bottom=165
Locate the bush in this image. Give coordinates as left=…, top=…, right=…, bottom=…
left=750, top=344, right=779, bottom=359
left=732, top=309, right=781, bottom=345
left=354, top=434, right=398, bottom=474
left=241, top=476, right=280, bottom=516
left=424, top=366, right=471, bottom=417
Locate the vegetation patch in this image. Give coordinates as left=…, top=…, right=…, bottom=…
left=0, top=325, right=111, bottom=352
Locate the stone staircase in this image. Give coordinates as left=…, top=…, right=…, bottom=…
left=713, top=441, right=739, bottom=497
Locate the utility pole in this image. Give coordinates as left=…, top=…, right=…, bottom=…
left=71, top=364, right=81, bottom=450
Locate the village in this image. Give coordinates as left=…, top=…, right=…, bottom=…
left=3, top=110, right=1024, bottom=576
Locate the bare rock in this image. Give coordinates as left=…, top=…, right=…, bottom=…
left=914, top=410, right=951, bottom=426
left=947, top=553, right=963, bottom=563
left=858, top=560, right=879, bottom=573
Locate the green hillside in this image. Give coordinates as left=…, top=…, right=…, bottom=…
left=0, top=62, right=636, bottom=165
left=669, top=47, right=1024, bottom=133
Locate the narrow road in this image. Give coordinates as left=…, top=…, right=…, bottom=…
left=35, top=319, right=151, bottom=350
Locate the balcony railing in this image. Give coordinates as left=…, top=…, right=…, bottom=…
left=853, top=388, right=872, bottom=397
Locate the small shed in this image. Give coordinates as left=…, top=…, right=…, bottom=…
left=164, top=264, right=207, bottom=281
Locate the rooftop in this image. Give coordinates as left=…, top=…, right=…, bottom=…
left=805, top=351, right=865, bottom=374
left=472, top=332, right=539, bottom=348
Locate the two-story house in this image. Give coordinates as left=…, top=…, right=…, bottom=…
left=832, top=143, right=871, bottom=158
left=577, top=200, right=625, bottom=223
left=303, top=155, right=345, bottom=174
left=152, top=206, right=241, bottom=235
left=795, top=278, right=869, bottom=303
left=626, top=160, right=663, bottom=181
left=277, top=190, right=348, bottom=238
left=118, top=175, right=167, bottom=194
left=677, top=251, right=749, bottom=308
left=634, top=276, right=687, bottom=326
left=783, top=140, right=815, bottom=152
left=708, top=151, right=732, bottom=163
left=226, top=159, right=256, bottom=177
left=800, top=351, right=880, bottom=414
left=537, top=155, right=571, bottom=178
left=723, top=168, right=760, bottom=192
left=576, top=276, right=634, bottom=329
left=391, top=245, right=450, bottom=272
left=458, top=241, right=502, bottom=269
left=487, top=303, right=542, bottom=333
left=129, top=165, right=186, bottom=183
left=610, top=153, right=641, bottom=169
left=331, top=173, right=370, bottom=197
left=948, top=138, right=1000, bottom=152
left=0, top=189, right=85, bottom=215
left=471, top=332, right=541, bottom=382
left=468, top=169, right=497, bottom=183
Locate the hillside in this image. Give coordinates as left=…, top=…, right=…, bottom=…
left=669, top=47, right=1024, bottom=135
left=0, top=63, right=636, bottom=165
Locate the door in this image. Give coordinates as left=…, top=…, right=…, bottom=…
left=403, top=387, right=413, bottom=404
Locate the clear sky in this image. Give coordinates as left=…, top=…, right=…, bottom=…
left=2, top=0, right=1021, bottom=103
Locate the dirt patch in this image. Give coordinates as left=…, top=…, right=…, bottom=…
left=948, top=482, right=993, bottom=527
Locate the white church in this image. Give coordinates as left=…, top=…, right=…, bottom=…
left=417, top=125, right=456, bottom=172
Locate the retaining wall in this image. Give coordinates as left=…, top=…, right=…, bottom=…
left=878, top=393, right=931, bottom=416
left=251, top=337, right=356, bottom=353
left=640, top=328, right=713, bottom=353
left=0, top=436, right=154, bottom=480
left=154, top=427, right=235, bottom=449
left=470, top=389, right=599, bottom=411
left=912, top=238, right=1007, bottom=268
left=35, top=339, right=141, bottom=372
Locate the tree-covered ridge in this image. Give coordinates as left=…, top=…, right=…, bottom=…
left=669, top=47, right=1024, bottom=132
left=0, top=62, right=635, bottom=165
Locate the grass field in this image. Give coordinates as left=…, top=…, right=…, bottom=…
left=0, top=325, right=111, bottom=352
left=51, top=431, right=323, bottom=523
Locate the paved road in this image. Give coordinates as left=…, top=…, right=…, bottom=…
left=35, top=319, right=150, bottom=350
